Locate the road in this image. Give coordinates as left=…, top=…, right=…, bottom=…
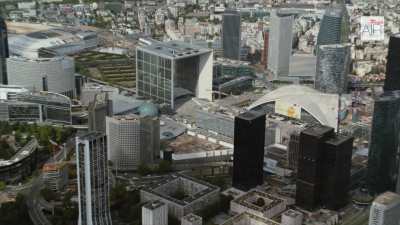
left=26, top=139, right=73, bottom=225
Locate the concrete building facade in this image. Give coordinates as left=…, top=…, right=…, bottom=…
left=106, top=114, right=160, bottom=171
left=267, top=10, right=293, bottom=79
left=136, top=39, right=213, bottom=108
left=142, top=201, right=168, bottom=225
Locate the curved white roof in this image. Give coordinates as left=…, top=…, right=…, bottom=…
left=248, top=85, right=339, bottom=130
left=8, top=28, right=97, bottom=59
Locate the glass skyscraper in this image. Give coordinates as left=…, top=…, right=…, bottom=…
left=315, top=43, right=351, bottom=94
left=0, top=17, right=8, bottom=84
left=316, top=3, right=349, bottom=50
left=367, top=91, right=400, bottom=194
left=76, top=133, right=113, bottom=225
left=222, top=9, right=241, bottom=60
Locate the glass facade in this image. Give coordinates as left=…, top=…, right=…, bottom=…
left=136, top=49, right=173, bottom=106
left=0, top=17, right=8, bottom=84
left=222, top=10, right=241, bottom=60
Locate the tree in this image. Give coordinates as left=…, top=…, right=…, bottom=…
left=255, top=197, right=265, bottom=207
left=0, top=194, right=33, bottom=225
left=41, top=187, right=58, bottom=202
left=0, top=181, right=6, bottom=191
left=137, top=164, right=152, bottom=176
left=157, top=160, right=172, bottom=174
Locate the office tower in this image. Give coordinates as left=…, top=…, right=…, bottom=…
left=106, top=114, right=160, bottom=171
left=136, top=39, right=213, bottom=109
left=383, top=34, right=400, bottom=92
left=88, top=92, right=112, bottom=133
left=320, top=134, right=353, bottom=209
left=315, top=44, right=351, bottom=94
left=0, top=17, right=8, bottom=85
left=261, top=30, right=269, bottom=68
left=296, top=126, right=334, bottom=210
left=267, top=10, right=293, bottom=79
left=288, top=131, right=301, bottom=172
left=222, top=9, right=241, bottom=60
left=316, top=3, right=349, bottom=49
left=367, top=91, right=400, bottom=194
left=181, top=213, right=202, bottom=225
left=232, top=110, right=266, bottom=191
left=76, top=133, right=112, bottom=225
left=142, top=201, right=168, bottom=225
left=7, top=56, right=75, bottom=98
left=369, top=192, right=400, bottom=225
left=296, top=125, right=353, bottom=211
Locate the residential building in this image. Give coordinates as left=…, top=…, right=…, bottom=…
left=76, top=133, right=112, bottom=225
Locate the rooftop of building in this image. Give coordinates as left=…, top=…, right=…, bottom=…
left=143, top=200, right=166, bottom=210
left=182, top=213, right=202, bottom=222
left=8, top=27, right=97, bottom=58
left=221, top=212, right=279, bottom=225
left=301, top=125, right=334, bottom=137
left=142, top=173, right=220, bottom=206
left=167, top=134, right=225, bottom=154
left=283, top=209, right=303, bottom=218
left=232, top=189, right=285, bottom=212
left=237, top=110, right=265, bottom=121
left=374, top=192, right=400, bottom=206
left=17, top=91, right=72, bottom=106
left=324, top=134, right=353, bottom=146
left=137, top=38, right=211, bottom=59
left=42, top=162, right=65, bottom=172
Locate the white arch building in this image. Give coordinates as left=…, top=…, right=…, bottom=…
left=248, top=85, right=339, bottom=131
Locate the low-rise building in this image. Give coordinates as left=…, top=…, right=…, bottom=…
left=142, top=200, right=168, bottom=225
left=140, top=174, right=220, bottom=218
left=230, top=189, right=286, bottom=219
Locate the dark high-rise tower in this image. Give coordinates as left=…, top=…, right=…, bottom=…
left=367, top=91, right=400, bottom=194
left=222, top=9, right=241, bottom=60
left=296, top=126, right=334, bottom=210
left=320, top=135, right=353, bottom=209
left=383, top=34, right=400, bottom=92
left=232, top=110, right=266, bottom=191
left=296, top=125, right=353, bottom=211
left=0, top=17, right=9, bottom=84
left=316, top=3, right=349, bottom=50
